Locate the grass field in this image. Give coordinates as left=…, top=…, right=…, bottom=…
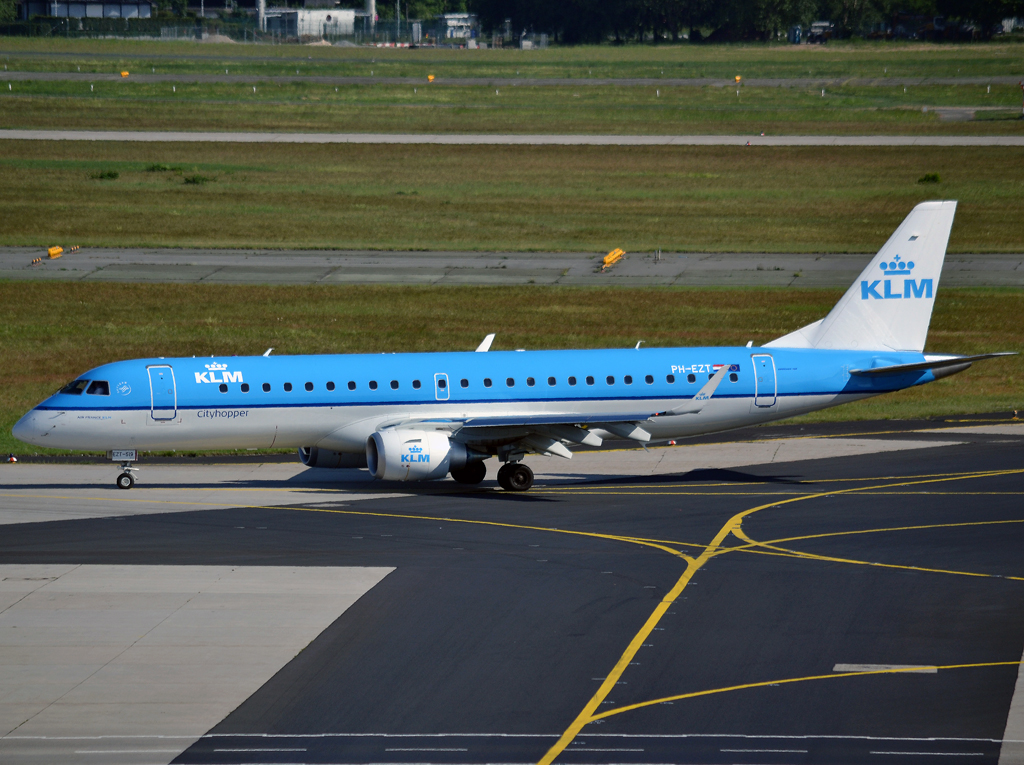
left=3, top=38, right=1024, bottom=80
left=1, top=142, right=1021, bottom=252
left=2, top=282, right=1020, bottom=455
left=3, top=81, right=1023, bottom=134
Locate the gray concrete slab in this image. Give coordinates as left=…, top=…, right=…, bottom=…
left=3, top=129, right=1024, bottom=146
left=3, top=248, right=1021, bottom=287
left=0, top=461, right=408, bottom=525
left=0, top=564, right=392, bottom=765
left=1001, top=642, right=1024, bottom=765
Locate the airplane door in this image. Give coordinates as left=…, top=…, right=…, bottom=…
left=752, top=354, right=777, bottom=408
left=434, top=373, right=450, bottom=401
left=148, top=365, right=177, bottom=420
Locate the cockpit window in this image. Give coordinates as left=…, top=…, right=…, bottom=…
left=86, top=380, right=110, bottom=396
left=60, top=380, right=89, bottom=395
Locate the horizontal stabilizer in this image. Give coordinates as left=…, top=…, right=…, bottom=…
left=850, top=352, right=1016, bottom=376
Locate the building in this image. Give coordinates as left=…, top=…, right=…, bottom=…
left=263, top=7, right=355, bottom=37
left=20, top=0, right=152, bottom=18
left=438, top=12, right=476, bottom=39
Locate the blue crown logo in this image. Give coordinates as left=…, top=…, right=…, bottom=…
left=880, top=254, right=915, bottom=273
left=409, top=445, right=423, bottom=453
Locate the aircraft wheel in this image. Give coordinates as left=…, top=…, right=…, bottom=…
left=116, top=472, right=135, bottom=490
left=451, top=460, right=487, bottom=485
left=498, top=463, right=533, bottom=492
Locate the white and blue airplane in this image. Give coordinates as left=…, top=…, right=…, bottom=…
left=12, top=201, right=1011, bottom=491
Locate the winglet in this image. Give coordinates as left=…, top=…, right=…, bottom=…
left=475, top=334, right=495, bottom=352
left=659, top=364, right=732, bottom=416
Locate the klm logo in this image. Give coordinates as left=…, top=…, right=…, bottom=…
left=401, top=444, right=430, bottom=464
left=195, top=362, right=243, bottom=384
left=860, top=256, right=932, bottom=301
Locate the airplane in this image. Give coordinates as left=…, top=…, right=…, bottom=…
left=12, top=201, right=1012, bottom=492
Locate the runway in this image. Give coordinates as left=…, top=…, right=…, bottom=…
left=4, top=247, right=1022, bottom=288
left=4, top=69, right=1024, bottom=89
left=1, top=418, right=1023, bottom=764
left=3, top=129, right=1023, bottom=146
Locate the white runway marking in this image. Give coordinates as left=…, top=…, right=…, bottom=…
left=870, top=752, right=984, bottom=757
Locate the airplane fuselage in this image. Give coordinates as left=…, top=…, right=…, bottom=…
left=14, top=346, right=934, bottom=453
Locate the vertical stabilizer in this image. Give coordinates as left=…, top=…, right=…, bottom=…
left=766, top=201, right=956, bottom=352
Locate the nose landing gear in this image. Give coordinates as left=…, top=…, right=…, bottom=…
left=115, top=461, right=137, bottom=490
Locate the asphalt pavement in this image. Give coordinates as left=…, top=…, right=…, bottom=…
left=0, top=418, right=1022, bottom=765
left=3, top=247, right=1022, bottom=287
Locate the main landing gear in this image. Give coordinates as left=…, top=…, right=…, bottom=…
left=497, top=462, right=534, bottom=492
left=116, top=462, right=137, bottom=490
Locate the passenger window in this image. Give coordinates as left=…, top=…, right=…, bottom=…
left=86, top=380, right=109, bottom=396
left=527, top=377, right=535, bottom=387
left=687, top=374, right=696, bottom=383
left=305, top=382, right=314, bottom=391
left=624, top=375, right=632, bottom=385
left=241, top=383, right=250, bottom=393
left=263, top=383, right=271, bottom=392
left=729, top=372, right=739, bottom=382
left=547, top=376, right=556, bottom=386
left=666, top=374, right=675, bottom=384
left=484, top=378, right=492, bottom=388
left=412, top=380, right=421, bottom=389
left=438, top=378, right=447, bottom=389
left=645, top=375, right=653, bottom=384
left=568, top=376, right=577, bottom=386
left=390, top=380, right=399, bottom=390
left=219, top=383, right=228, bottom=393
left=460, top=379, right=469, bottom=388
left=284, top=382, right=293, bottom=392
left=326, top=381, right=335, bottom=391
left=369, top=381, right=378, bottom=390
left=60, top=380, right=89, bottom=395
left=606, top=376, right=614, bottom=385
left=506, top=378, right=515, bottom=387
left=348, top=381, right=356, bottom=390
left=586, top=376, right=595, bottom=385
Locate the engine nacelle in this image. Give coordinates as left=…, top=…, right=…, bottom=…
left=298, top=446, right=368, bottom=469
left=366, top=429, right=473, bottom=482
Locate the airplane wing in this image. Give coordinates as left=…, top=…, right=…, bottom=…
left=377, top=365, right=735, bottom=460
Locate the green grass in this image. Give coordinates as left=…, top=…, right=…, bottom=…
left=1, top=142, right=1021, bottom=252
left=3, top=81, right=1024, bottom=134
left=2, top=282, right=1020, bottom=455
left=3, top=38, right=1024, bottom=79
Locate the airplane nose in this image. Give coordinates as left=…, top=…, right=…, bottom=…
left=12, top=411, right=41, bottom=446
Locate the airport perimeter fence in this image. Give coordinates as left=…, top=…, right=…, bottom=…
left=0, top=16, right=261, bottom=39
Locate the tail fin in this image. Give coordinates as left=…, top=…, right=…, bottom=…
left=766, top=201, right=956, bottom=352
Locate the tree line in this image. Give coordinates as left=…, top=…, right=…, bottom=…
left=466, top=0, right=1024, bottom=42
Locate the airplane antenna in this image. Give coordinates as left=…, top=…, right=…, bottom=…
left=475, top=334, right=495, bottom=352
left=263, top=348, right=274, bottom=356
left=635, top=340, right=644, bottom=349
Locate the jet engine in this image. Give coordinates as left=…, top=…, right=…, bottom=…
left=366, top=430, right=482, bottom=482
left=298, top=446, right=368, bottom=469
